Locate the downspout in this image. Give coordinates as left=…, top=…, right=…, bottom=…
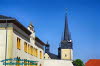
left=5, top=19, right=8, bottom=66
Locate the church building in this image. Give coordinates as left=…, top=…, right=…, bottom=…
left=44, top=11, right=73, bottom=66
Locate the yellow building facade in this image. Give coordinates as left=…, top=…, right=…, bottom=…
left=0, top=15, right=46, bottom=66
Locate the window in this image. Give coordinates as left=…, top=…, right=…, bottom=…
left=34, top=48, right=38, bottom=57
left=33, top=48, right=35, bottom=56
left=30, top=46, right=33, bottom=55
left=35, top=63, right=38, bottom=66
left=29, top=45, right=31, bottom=54
left=30, top=62, right=34, bottom=66
left=16, top=57, right=20, bottom=66
left=34, top=48, right=36, bottom=57
left=65, top=54, right=67, bottom=57
left=28, top=44, right=30, bottom=54
left=28, top=61, right=33, bottom=66
left=24, top=42, right=27, bottom=52
left=27, top=61, right=29, bottom=66
left=36, top=49, right=38, bottom=57
left=24, top=59, right=27, bottom=66
left=28, top=44, right=31, bottom=54
left=17, top=38, right=21, bottom=50
left=40, top=51, right=42, bottom=59
left=32, top=47, right=34, bottom=56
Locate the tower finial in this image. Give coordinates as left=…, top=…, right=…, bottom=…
left=47, top=41, right=49, bottom=44
left=65, top=8, right=68, bottom=15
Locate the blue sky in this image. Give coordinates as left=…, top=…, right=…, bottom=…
left=0, top=0, right=100, bottom=62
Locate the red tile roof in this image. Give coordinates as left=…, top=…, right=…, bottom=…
left=85, top=59, right=100, bottom=66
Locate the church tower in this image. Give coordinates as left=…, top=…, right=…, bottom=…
left=45, top=41, right=50, bottom=53
left=58, top=10, right=73, bottom=60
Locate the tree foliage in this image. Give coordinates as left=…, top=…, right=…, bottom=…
left=72, top=59, right=84, bottom=66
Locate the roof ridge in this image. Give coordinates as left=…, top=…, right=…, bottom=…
left=0, top=15, right=14, bottom=19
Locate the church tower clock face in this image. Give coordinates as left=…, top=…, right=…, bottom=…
left=65, top=54, right=67, bottom=57
left=61, top=49, right=72, bottom=60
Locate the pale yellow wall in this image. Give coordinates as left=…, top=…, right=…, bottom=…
left=0, top=28, right=6, bottom=66
left=44, top=60, right=73, bottom=66
left=61, top=49, right=72, bottom=60
left=0, top=23, right=45, bottom=66
left=12, top=24, right=44, bottom=66
left=7, top=27, right=13, bottom=59
left=44, top=53, right=51, bottom=59
left=0, top=27, right=13, bottom=66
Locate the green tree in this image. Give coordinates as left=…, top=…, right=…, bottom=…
left=72, top=59, right=84, bottom=66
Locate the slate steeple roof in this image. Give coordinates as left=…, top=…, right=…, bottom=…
left=60, top=10, right=72, bottom=49
left=63, top=10, right=71, bottom=41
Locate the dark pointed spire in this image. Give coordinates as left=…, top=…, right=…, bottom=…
left=64, top=9, right=70, bottom=41
left=61, top=32, right=64, bottom=41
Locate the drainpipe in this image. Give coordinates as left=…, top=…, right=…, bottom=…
left=5, top=19, right=8, bottom=66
